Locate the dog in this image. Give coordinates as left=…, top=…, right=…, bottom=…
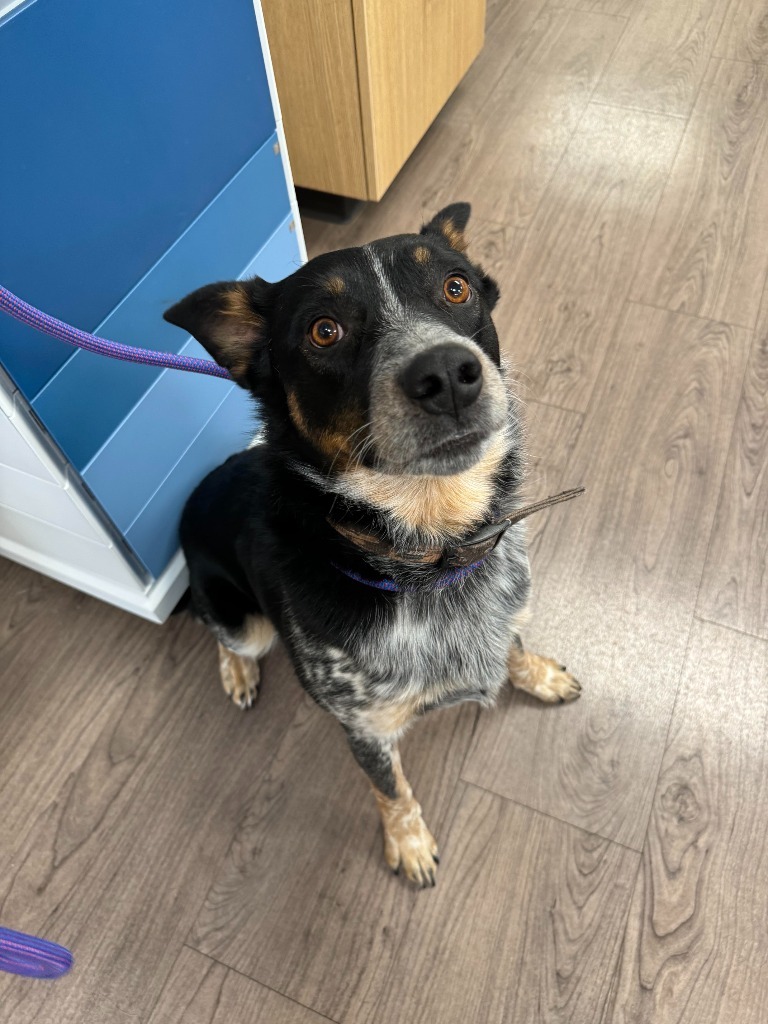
left=164, top=203, right=581, bottom=887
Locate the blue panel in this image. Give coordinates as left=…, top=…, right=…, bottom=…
left=0, top=0, right=275, bottom=398
left=125, top=386, right=258, bottom=576
left=83, top=346, right=235, bottom=533
left=33, top=139, right=290, bottom=469
left=241, top=220, right=303, bottom=282
left=82, top=214, right=301, bottom=549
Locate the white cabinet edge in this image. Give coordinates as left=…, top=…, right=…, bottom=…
left=1, top=382, right=187, bottom=621
left=0, top=529, right=188, bottom=623
left=252, top=0, right=308, bottom=265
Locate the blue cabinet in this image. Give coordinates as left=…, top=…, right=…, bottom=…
left=0, top=0, right=305, bottom=617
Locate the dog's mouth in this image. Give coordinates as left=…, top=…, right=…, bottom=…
left=423, top=429, right=486, bottom=460
left=373, top=426, right=492, bottom=476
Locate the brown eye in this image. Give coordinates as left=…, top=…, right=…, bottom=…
left=309, top=317, right=344, bottom=347
left=443, top=275, right=471, bottom=304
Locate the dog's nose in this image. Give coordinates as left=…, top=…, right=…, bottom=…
left=399, top=343, right=483, bottom=416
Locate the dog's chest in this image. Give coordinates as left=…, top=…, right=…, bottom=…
left=285, top=530, right=531, bottom=723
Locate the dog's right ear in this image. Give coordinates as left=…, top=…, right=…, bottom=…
left=163, top=278, right=271, bottom=388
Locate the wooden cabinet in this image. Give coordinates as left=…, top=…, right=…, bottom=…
left=262, top=0, right=485, bottom=201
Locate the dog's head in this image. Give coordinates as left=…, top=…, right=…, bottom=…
left=164, top=203, right=509, bottom=479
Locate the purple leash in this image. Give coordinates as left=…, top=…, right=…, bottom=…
left=0, top=927, right=73, bottom=979
left=0, top=285, right=232, bottom=380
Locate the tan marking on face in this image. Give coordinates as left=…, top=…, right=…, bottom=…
left=287, top=390, right=312, bottom=439
left=370, top=747, right=439, bottom=886
left=440, top=218, right=468, bottom=253
left=413, top=245, right=431, bottom=265
left=326, top=275, right=345, bottom=296
left=507, top=647, right=582, bottom=703
left=287, top=390, right=367, bottom=468
left=342, top=430, right=507, bottom=538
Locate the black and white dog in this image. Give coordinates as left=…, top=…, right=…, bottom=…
left=164, top=203, right=581, bottom=887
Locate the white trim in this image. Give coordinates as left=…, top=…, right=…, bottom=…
left=0, top=0, right=27, bottom=24
left=252, top=0, right=308, bottom=265
left=1, top=378, right=188, bottom=622
left=0, top=531, right=188, bottom=622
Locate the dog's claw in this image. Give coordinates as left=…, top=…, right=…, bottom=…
left=510, top=654, right=582, bottom=704
left=219, top=644, right=261, bottom=711
left=384, top=820, right=439, bottom=888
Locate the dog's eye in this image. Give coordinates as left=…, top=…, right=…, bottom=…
left=309, top=317, right=344, bottom=347
left=443, top=275, right=471, bottom=304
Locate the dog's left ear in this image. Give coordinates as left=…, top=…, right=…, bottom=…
left=163, top=278, right=272, bottom=388
left=421, top=202, right=471, bottom=253
left=421, top=202, right=501, bottom=310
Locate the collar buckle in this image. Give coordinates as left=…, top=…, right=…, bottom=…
left=441, top=518, right=512, bottom=569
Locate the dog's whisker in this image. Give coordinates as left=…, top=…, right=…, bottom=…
left=323, top=421, right=371, bottom=480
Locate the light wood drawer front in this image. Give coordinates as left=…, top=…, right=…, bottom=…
left=354, top=0, right=485, bottom=199
left=263, top=0, right=485, bottom=201
left=262, top=0, right=369, bottom=199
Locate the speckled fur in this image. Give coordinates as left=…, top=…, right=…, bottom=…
left=283, top=523, right=530, bottom=731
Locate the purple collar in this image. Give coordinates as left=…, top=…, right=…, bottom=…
left=333, top=557, right=488, bottom=592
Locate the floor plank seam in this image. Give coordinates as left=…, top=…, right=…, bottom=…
left=694, top=613, right=768, bottom=644
left=626, top=297, right=757, bottom=332
left=524, top=396, right=584, bottom=418
left=565, top=111, right=692, bottom=431
left=546, top=4, right=629, bottom=18
left=181, top=944, right=343, bottom=1024
left=597, top=857, right=642, bottom=1024
left=713, top=54, right=768, bottom=69
left=589, top=98, right=689, bottom=121
left=484, top=7, right=633, bottom=254
left=691, top=327, right=756, bottom=629
left=709, top=0, right=733, bottom=59
left=460, top=0, right=553, bottom=120
left=636, top=611, right=699, bottom=845
left=457, top=777, right=645, bottom=856
left=177, top=697, right=302, bottom=952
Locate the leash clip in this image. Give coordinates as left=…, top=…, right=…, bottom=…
left=441, top=518, right=512, bottom=569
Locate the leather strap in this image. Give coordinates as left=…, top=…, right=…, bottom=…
left=328, top=486, right=585, bottom=569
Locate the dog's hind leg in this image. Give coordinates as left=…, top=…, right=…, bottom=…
left=507, top=636, right=581, bottom=704
left=346, top=731, right=439, bottom=887
left=218, top=615, right=277, bottom=710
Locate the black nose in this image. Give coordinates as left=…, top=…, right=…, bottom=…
left=399, top=343, right=483, bottom=417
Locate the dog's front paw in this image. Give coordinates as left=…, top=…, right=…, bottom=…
left=509, top=651, right=581, bottom=704
left=382, top=810, right=440, bottom=888
left=218, top=644, right=260, bottom=710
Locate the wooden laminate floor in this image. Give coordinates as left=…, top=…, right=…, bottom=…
left=2, top=1, right=768, bottom=1020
